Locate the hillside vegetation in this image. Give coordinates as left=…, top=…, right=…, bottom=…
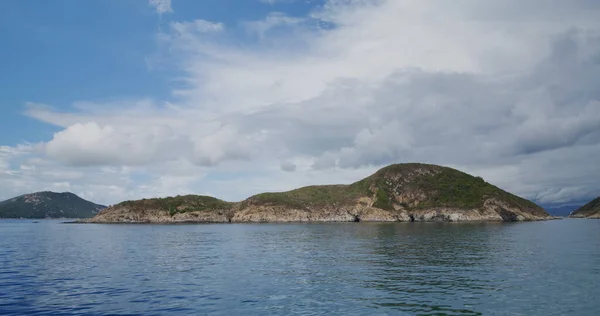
left=246, top=163, right=544, bottom=215
left=0, top=192, right=105, bottom=219
left=91, top=163, right=551, bottom=223
left=569, top=197, right=600, bottom=218
left=118, top=195, right=234, bottom=216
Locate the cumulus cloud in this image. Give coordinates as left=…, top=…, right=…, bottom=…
left=10, top=0, right=600, bottom=205
left=0, top=144, right=209, bottom=205
left=44, top=122, right=191, bottom=166
left=0, top=146, right=23, bottom=175
left=190, top=125, right=255, bottom=166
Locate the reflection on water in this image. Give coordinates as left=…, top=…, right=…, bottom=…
left=0, top=220, right=599, bottom=315
left=358, top=224, right=494, bottom=315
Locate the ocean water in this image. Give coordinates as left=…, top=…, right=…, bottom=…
left=0, top=220, right=599, bottom=316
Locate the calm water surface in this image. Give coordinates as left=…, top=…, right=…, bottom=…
left=1, top=219, right=599, bottom=315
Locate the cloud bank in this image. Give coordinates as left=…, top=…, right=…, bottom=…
left=2, top=0, right=600, bottom=205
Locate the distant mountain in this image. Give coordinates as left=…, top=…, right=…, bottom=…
left=569, top=197, right=600, bottom=219
left=0, top=192, right=106, bottom=219
left=541, top=204, right=584, bottom=217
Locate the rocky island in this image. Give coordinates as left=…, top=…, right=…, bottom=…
left=0, top=192, right=106, bottom=219
left=569, top=197, right=600, bottom=219
left=88, top=163, right=552, bottom=223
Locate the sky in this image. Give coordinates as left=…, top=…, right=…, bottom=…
left=1, top=0, right=599, bottom=206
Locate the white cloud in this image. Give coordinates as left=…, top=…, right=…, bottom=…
left=0, top=145, right=210, bottom=205
left=244, top=12, right=305, bottom=39
left=7, top=0, right=600, bottom=205
left=149, top=0, right=172, bottom=14
left=171, top=19, right=224, bottom=35
left=45, top=122, right=190, bottom=166
left=190, top=125, right=256, bottom=166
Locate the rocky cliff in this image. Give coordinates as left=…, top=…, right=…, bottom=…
left=89, top=163, right=552, bottom=223
left=569, top=197, right=600, bottom=219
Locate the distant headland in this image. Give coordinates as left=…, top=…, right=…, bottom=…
left=569, top=197, right=600, bottom=219
left=0, top=191, right=105, bottom=219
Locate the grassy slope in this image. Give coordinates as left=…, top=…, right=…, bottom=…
left=373, top=164, right=542, bottom=212
left=0, top=192, right=105, bottom=219
left=246, top=163, right=544, bottom=215
left=571, top=197, right=600, bottom=217
left=246, top=182, right=370, bottom=209
left=117, top=195, right=234, bottom=216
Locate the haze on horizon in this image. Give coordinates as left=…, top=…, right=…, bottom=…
left=1, top=0, right=599, bottom=206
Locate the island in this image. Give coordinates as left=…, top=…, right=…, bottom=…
left=569, top=197, right=600, bottom=219
left=0, top=192, right=106, bottom=219
left=88, top=163, right=552, bottom=223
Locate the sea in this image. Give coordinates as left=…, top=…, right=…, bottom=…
left=0, top=219, right=599, bottom=315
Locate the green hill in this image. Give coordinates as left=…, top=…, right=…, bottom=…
left=0, top=192, right=106, bottom=219
left=247, top=163, right=543, bottom=214
left=91, top=163, right=551, bottom=223
left=569, top=197, right=600, bottom=218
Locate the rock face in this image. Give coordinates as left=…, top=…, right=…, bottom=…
left=0, top=192, right=106, bottom=219
left=89, top=163, right=551, bottom=223
left=569, top=197, right=600, bottom=219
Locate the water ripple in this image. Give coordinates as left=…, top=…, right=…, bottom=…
left=0, top=220, right=599, bottom=315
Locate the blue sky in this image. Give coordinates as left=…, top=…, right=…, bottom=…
left=1, top=0, right=599, bottom=206
left=2, top=0, right=160, bottom=144
left=0, top=0, right=319, bottom=145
